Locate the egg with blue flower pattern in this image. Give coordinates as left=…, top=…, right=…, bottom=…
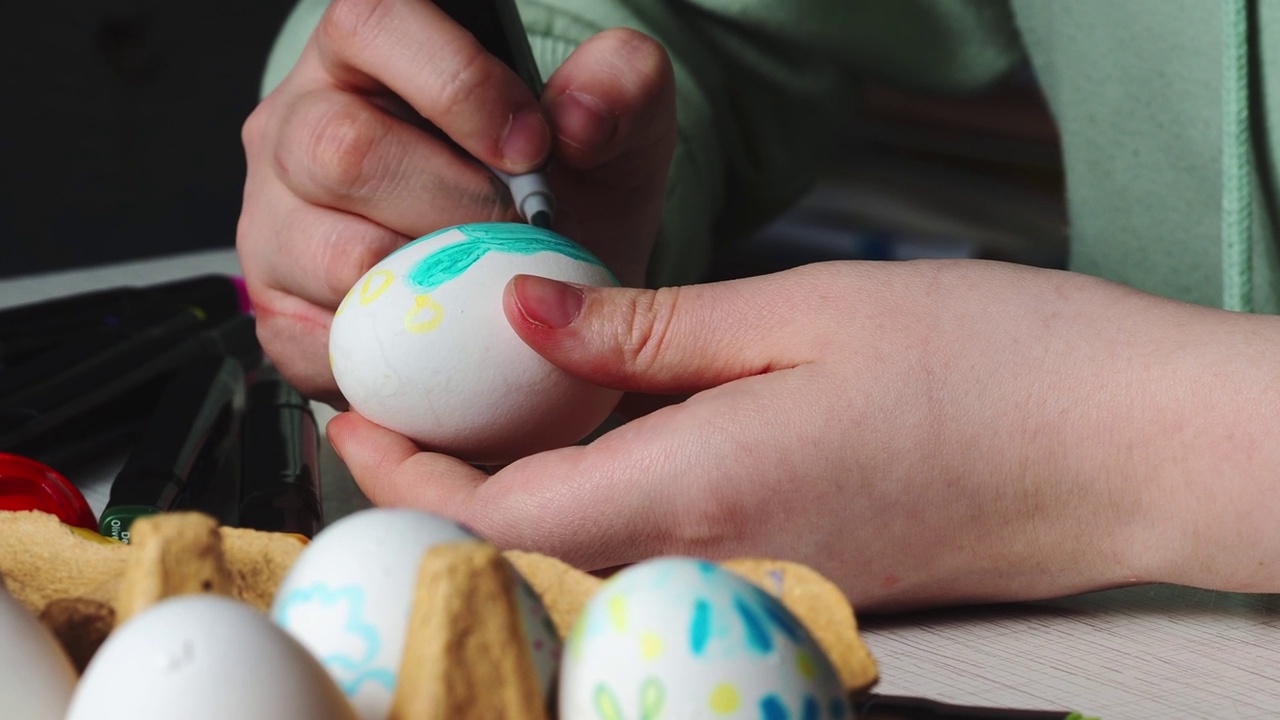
left=270, top=508, right=562, bottom=720
left=560, top=557, right=851, bottom=720
left=328, top=222, right=621, bottom=464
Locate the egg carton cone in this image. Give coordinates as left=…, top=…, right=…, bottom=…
left=0, top=509, right=879, bottom=717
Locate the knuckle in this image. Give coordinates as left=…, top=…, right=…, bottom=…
left=319, top=0, right=392, bottom=51
left=601, top=28, right=674, bottom=98
left=316, top=229, right=397, bottom=304
left=240, top=101, right=271, bottom=157
left=432, top=42, right=498, bottom=120
left=619, top=286, right=682, bottom=374
left=611, top=28, right=671, bottom=77
left=288, top=96, right=387, bottom=201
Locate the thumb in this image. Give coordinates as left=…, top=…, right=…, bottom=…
left=502, top=272, right=813, bottom=394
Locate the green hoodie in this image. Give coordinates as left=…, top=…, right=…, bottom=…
left=262, top=0, right=1279, bottom=314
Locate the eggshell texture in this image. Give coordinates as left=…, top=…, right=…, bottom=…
left=0, top=579, right=77, bottom=719
left=271, top=508, right=561, bottom=719
left=65, top=595, right=357, bottom=720
left=560, top=557, right=850, bottom=720
left=329, top=222, right=622, bottom=464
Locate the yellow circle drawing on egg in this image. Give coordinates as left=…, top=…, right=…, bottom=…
left=709, top=683, right=741, bottom=714
left=359, top=270, right=396, bottom=306
left=404, top=293, right=445, bottom=334
left=639, top=630, right=664, bottom=661
left=608, top=594, right=628, bottom=632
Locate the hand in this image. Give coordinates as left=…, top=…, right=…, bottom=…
left=327, top=259, right=1275, bottom=610
left=237, top=0, right=676, bottom=404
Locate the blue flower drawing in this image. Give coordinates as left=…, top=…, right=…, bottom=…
left=274, top=584, right=397, bottom=697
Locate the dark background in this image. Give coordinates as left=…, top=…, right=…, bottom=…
left=0, top=1, right=298, bottom=278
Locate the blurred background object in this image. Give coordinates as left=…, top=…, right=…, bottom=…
left=0, top=0, right=296, bottom=278
left=1, top=6, right=1063, bottom=279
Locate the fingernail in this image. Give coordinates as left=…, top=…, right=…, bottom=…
left=502, top=106, right=551, bottom=170
left=513, top=274, right=584, bottom=329
left=550, top=91, right=617, bottom=152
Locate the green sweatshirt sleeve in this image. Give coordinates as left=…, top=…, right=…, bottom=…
left=260, top=0, right=1024, bottom=288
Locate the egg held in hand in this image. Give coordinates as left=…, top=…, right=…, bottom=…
left=329, top=223, right=622, bottom=464
left=560, top=557, right=851, bottom=720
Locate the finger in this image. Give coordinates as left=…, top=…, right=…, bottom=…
left=328, top=403, right=678, bottom=568
left=238, top=167, right=408, bottom=311
left=330, top=373, right=818, bottom=571
left=271, top=88, right=516, bottom=238
left=327, top=411, right=489, bottom=517
left=503, top=270, right=824, bottom=394
left=246, top=282, right=344, bottom=404
left=311, top=0, right=550, bottom=173
left=542, top=28, right=676, bottom=175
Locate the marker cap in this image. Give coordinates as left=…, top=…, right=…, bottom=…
left=0, top=453, right=97, bottom=530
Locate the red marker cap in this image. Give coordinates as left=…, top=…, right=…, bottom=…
left=0, top=453, right=98, bottom=531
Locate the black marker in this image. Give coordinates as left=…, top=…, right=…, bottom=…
left=0, top=274, right=247, bottom=370
left=436, top=0, right=555, bottom=228
left=0, top=308, right=208, bottom=453
left=235, top=373, right=323, bottom=538
left=856, top=694, right=1094, bottom=720
left=99, top=353, right=246, bottom=543
left=0, top=313, right=260, bottom=456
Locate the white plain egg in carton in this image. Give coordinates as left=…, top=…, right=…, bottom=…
left=66, top=594, right=358, bottom=720
left=0, top=577, right=77, bottom=719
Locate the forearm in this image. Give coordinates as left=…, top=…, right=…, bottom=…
left=927, top=262, right=1280, bottom=598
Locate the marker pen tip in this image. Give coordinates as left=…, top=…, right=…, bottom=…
left=530, top=210, right=552, bottom=229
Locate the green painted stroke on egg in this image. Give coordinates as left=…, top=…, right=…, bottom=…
left=401, top=223, right=616, bottom=292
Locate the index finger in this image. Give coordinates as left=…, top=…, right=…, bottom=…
left=310, top=0, right=550, bottom=173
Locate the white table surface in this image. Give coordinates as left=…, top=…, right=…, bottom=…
left=3, top=250, right=1278, bottom=719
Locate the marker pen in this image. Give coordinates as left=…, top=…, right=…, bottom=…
left=0, top=314, right=261, bottom=455
left=0, top=453, right=97, bottom=531
left=436, top=0, right=556, bottom=228
left=235, top=373, right=323, bottom=538
left=0, top=274, right=249, bottom=370
left=98, top=353, right=246, bottom=543
left=0, top=301, right=205, bottom=401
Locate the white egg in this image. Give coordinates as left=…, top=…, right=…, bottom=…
left=271, top=508, right=561, bottom=720
left=0, top=578, right=77, bottom=719
left=66, top=595, right=357, bottom=720
left=329, top=222, right=622, bottom=464
left=560, top=557, right=851, bottom=720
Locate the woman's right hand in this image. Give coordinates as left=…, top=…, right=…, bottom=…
left=236, top=0, right=677, bottom=404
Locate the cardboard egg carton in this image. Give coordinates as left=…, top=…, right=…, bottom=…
left=0, top=510, right=879, bottom=716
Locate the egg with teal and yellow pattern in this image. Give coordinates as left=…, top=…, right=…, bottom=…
left=328, top=223, right=621, bottom=464
left=560, top=557, right=851, bottom=720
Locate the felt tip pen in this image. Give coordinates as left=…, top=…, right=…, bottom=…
left=236, top=374, right=323, bottom=538
left=855, top=694, right=1096, bottom=720
left=0, top=307, right=207, bottom=451
left=436, top=0, right=556, bottom=229
left=0, top=313, right=262, bottom=455
left=0, top=274, right=249, bottom=370
left=99, top=353, right=246, bottom=542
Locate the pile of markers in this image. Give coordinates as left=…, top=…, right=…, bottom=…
left=0, top=275, right=322, bottom=542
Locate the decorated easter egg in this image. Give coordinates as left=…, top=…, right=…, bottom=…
left=271, top=508, right=561, bottom=719
left=560, top=557, right=850, bottom=720
left=0, top=577, right=77, bottom=719
left=329, top=222, right=622, bottom=464
left=66, top=595, right=358, bottom=720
